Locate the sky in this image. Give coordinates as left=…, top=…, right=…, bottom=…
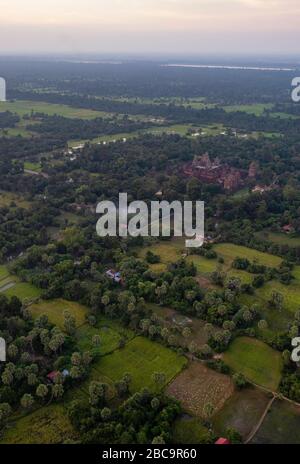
left=0, top=0, right=299, bottom=55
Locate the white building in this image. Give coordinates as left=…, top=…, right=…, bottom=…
left=0, top=78, right=6, bottom=101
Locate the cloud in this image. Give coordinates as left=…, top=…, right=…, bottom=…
left=0, top=0, right=299, bottom=53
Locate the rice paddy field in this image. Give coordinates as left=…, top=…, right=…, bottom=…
left=224, top=337, right=283, bottom=391
left=93, top=336, right=187, bottom=393
left=166, top=362, right=234, bottom=418
left=213, top=387, right=271, bottom=440
left=250, top=399, right=300, bottom=444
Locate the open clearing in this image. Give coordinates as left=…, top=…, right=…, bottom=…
left=213, top=387, right=271, bottom=440
left=29, top=299, right=88, bottom=329
left=94, top=336, right=186, bottom=393
left=0, top=277, right=41, bottom=301
left=224, top=337, right=283, bottom=391
left=223, top=103, right=273, bottom=116
left=214, top=243, right=282, bottom=268
left=76, top=318, right=135, bottom=356
left=0, top=100, right=108, bottom=119
left=138, top=238, right=186, bottom=272
left=0, top=404, right=78, bottom=444
left=0, top=190, right=31, bottom=209
left=148, top=303, right=221, bottom=349
left=257, top=230, right=300, bottom=247
left=166, top=362, right=234, bottom=418
left=251, top=399, right=300, bottom=444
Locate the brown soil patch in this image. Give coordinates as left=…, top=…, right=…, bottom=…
left=166, top=362, right=234, bottom=418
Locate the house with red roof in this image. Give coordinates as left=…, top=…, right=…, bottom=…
left=215, top=437, right=231, bottom=445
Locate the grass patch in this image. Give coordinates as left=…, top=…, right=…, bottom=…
left=257, top=231, right=300, bottom=247
left=214, top=243, right=282, bottom=268
left=76, top=318, right=135, bottom=355
left=224, top=336, right=283, bottom=391
left=186, top=255, right=217, bottom=274
left=138, top=238, right=186, bottom=272
left=29, top=299, right=88, bottom=329
left=94, top=336, right=186, bottom=393
left=0, top=100, right=108, bottom=119
left=223, top=103, right=273, bottom=116
left=24, top=161, right=41, bottom=172
left=3, top=281, right=41, bottom=301
left=256, top=279, right=300, bottom=315
left=0, top=404, right=78, bottom=444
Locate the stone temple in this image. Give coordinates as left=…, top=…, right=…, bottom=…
left=183, top=153, right=255, bottom=191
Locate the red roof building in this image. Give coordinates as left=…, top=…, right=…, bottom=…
left=282, top=224, right=294, bottom=234
left=215, top=437, right=231, bottom=445
left=47, top=371, right=60, bottom=382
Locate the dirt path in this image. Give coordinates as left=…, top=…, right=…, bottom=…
left=244, top=395, right=276, bottom=444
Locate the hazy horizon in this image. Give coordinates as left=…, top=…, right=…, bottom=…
left=1, top=0, right=300, bottom=55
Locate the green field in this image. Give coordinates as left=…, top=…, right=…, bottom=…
left=223, top=103, right=273, bottom=116
left=93, top=336, right=186, bottom=393
left=24, top=161, right=42, bottom=172
left=270, top=112, right=300, bottom=120
left=214, top=243, right=282, bottom=268
left=251, top=399, right=300, bottom=444
left=138, top=238, right=186, bottom=272
left=0, top=100, right=109, bottom=119
left=256, top=279, right=300, bottom=315
left=76, top=319, right=135, bottom=356
left=29, top=299, right=88, bottom=329
left=257, top=231, right=300, bottom=247
left=0, top=278, right=41, bottom=301
left=0, top=405, right=78, bottom=444
left=224, top=337, right=283, bottom=391
left=188, top=243, right=278, bottom=285
left=186, top=255, right=217, bottom=274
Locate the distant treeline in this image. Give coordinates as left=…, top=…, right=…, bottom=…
left=3, top=59, right=294, bottom=103
left=26, top=114, right=156, bottom=141
left=11, top=90, right=300, bottom=135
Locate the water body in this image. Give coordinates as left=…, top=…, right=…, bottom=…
left=163, top=64, right=294, bottom=72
